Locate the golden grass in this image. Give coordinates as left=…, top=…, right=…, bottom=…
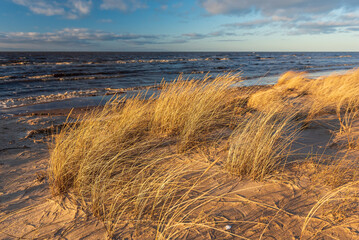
left=336, top=97, right=359, bottom=149
left=248, top=68, right=359, bottom=119
left=301, top=180, right=359, bottom=239
left=276, top=70, right=309, bottom=90
left=151, top=73, right=241, bottom=151
left=247, top=88, right=288, bottom=112
left=48, top=69, right=359, bottom=238
left=49, top=73, right=247, bottom=238
left=312, top=153, right=358, bottom=189
left=49, top=97, right=153, bottom=196
left=226, top=107, right=299, bottom=180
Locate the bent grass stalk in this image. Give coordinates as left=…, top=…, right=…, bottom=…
left=151, top=72, right=241, bottom=151
left=226, top=108, right=299, bottom=180
left=301, top=180, right=359, bottom=239
left=48, top=73, right=244, bottom=238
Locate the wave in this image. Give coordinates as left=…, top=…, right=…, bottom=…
left=0, top=84, right=161, bottom=109
left=321, top=55, right=352, bottom=59
left=0, top=57, right=230, bottom=67
left=28, top=74, right=53, bottom=79
left=0, top=90, right=99, bottom=109
left=0, top=73, right=133, bottom=84
left=0, top=61, right=73, bottom=67
left=258, top=57, right=275, bottom=60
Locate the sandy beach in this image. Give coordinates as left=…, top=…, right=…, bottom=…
left=0, top=73, right=358, bottom=239
left=2, top=0, right=359, bottom=238
left=0, top=109, right=106, bottom=238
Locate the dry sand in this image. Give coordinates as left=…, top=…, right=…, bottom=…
left=0, top=91, right=358, bottom=239
left=0, top=111, right=106, bottom=239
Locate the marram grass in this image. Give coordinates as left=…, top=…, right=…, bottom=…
left=49, top=73, right=250, bottom=238
left=226, top=107, right=299, bottom=180
left=48, top=69, right=359, bottom=238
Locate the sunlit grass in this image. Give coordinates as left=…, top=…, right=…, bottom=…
left=226, top=107, right=299, bottom=180
left=48, top=69, right=359, bottom=238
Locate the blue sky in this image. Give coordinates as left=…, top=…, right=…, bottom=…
left=1, top=0, right=359, bottom=51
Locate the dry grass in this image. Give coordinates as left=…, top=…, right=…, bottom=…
left=301, top=180, right=359, bottom=239
left=48, top=69, right=359, bottom=239
left=151, top=73, right=241, bottom=151
left=49, top=73, right=247, bottom=238
left=247, top=88, right=288, bottom=112
left=226, top=107, right=299, bottom=180
left=248, top=68, right=359, bottom=119
left=312, top=154, right=358, bottom=189
left=276, top=71, right=310, bottom=90
left=49, top=97, right=153, bottom=196
left=336, top=97, right=359, bottom=149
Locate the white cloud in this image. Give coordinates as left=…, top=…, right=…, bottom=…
left=0, top=28, right=160, bottom=46
left=71, top=0, right=92, bottom=15
left=0, top=28, right=234, bottom=50
left=12, top=0, right=92, bottom=19
left=289, top=20, right=359, bottom=35
left=199, top=0, right=359, bottom=17
left=12, top=0, right=65, bottom=16
left=201, top=0, right=359, bottom=35
left=100, top=0, right=147, bottom=12
left=182, top=31, right=236, bottom=40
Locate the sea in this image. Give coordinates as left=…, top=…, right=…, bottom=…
left=1, top=52, right=358, bottom=116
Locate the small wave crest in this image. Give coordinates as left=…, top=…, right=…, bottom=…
left=0, top=57, right=230, bottom=67
left=0, top=90, right=99, bottom=109
left=321, top=55, right=352, bottom=59
left=0, top=84, right=161, bottom=109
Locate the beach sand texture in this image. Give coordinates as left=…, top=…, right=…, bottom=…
left=1, top=70, right=359, bottom=239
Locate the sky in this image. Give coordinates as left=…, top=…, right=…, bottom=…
left=1, top=0, right=359, bottom=51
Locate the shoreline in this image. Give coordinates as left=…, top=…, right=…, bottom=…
left=0, top=68, right=351, bottom=118
left=0, top=83, right=271, bottom=118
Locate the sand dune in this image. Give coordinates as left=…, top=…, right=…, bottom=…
left=1, top=71, right=358, bottom=239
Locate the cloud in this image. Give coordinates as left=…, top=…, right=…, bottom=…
left=0, top=28, right=241, bottom=50
left=0, top=28, right=160, bottom=48
left=182, top=31, right=236, bottom=40
left=100, top=0, right=147, bottom=12
left=12, top=0, right=150, bottom=17
left=224, top=18, right=283, bottom=29
left=182, top=33, right=207, bottom=40
left=12, top=0, right=65, bottom=16
left=199, top=0, right=359, bottom=17
left=12, top=0, right=92, bottom=19
left=203, top=1, right=359, bottom=35
left=224, top=16, right=359, bottom=35
left=70, top=0, right=92, bottom=15
left=289, top=20, right=359, bottom=34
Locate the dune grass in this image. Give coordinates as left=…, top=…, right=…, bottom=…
left=49, top=73, right=247, bottom=238
left=301, top=180, right=359, bottom=239
left=248, top=68, right=359, bottom=119
left=226, top=107, right=299, bottom=180
left=49, top=97, right=153, bottom=196
left=48, top=69, right=359, bottom=238
left=151, top=73, right=241, bottom=151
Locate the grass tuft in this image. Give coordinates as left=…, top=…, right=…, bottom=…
left=226, top=107, right=299, bottom=180
left=49, top=73, right=244, bottom=238
left=151, top=73, right=241, bottom=151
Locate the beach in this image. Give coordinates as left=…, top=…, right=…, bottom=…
left=2, top=0, right=359, bottom=237
left=1, top=70, right=358, bottom=239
